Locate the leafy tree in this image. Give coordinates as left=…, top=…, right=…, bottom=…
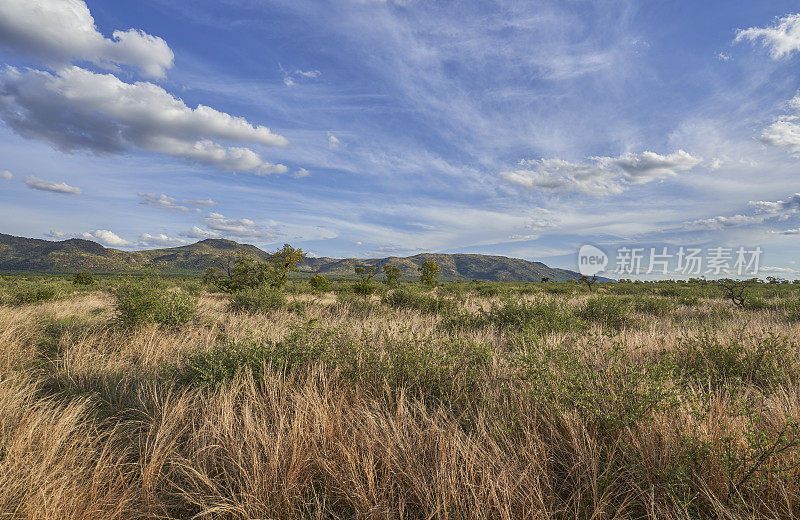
left=269, top=244, right=306, bottom=288
left=383, top=264, right=402, bottom=286
left=309, top=274, right=330, bottom=292
left=579, top=274, right=598, bottom=292
left=202, top=267, right=222, bottom=287
left=353, top=265, right=377, bottom=298
left=72, top=271, right=95, bottom=285
left=215, top=244, right=306, bottom=292
left=418, top=261, right=441, bottom=286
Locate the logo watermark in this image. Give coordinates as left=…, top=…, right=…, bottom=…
left=577, top=245, right=763, bottom=277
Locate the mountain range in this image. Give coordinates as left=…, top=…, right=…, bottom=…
left=0, top=233, right=591, bottom=282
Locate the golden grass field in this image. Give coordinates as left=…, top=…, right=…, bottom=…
left=1, top=277, right=799, bottom=519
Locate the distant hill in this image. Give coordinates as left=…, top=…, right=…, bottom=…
left=0, top=233, right=591, bottom=282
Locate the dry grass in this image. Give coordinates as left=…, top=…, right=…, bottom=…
left=0, top=281, right=799, bottom=519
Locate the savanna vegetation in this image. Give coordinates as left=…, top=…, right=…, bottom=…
left=1, top=255, right=800, bottom=519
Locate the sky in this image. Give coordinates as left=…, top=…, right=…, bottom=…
left=1, top=0, right=800, bottom=278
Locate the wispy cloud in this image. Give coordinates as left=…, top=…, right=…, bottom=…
left=735, top=13, right=800, bottom=59
left=25, top=176, right=81, bottom=195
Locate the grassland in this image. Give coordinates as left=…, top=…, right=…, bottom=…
left=1, top=274, right=799, bottom=519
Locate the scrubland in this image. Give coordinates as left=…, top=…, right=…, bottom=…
left=1, top=274, right=799, bottom=519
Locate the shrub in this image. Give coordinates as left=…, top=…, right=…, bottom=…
left=114, top=278, right=196, bottom=327
left=72, top=271, right=95, bottom=285
left=382, top=287, right=456, bottom=314
left=665, top=331, right=798, bottom=392
left=309, top=274, right=330, bottom=292
left=446, top=298, right=586, bottom=335
left=228, top=285, right=286, bottom=313
left=631, top=296, right=673, bottom=316
left=578, top=296, right=631, bottom=330
left=518, top=335, right=677, bottom=434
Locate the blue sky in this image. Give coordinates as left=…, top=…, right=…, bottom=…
left=1, top=0, right=800, bottom=277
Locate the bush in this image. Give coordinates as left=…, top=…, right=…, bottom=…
left=578, top=296, right=630, bottom=330
left=382, top=287, right=456, bottom=314
left=228, top=285, right=286, bottom=313
left=309, top=274, right=330, bottom=292
left=631, top=296, right=673, bottom=316
left=446, top=298, right=586, bottom=335
left=665, top=331, right=798, bottom=392
left=114, top=278, right=196, bottom=327
left=72, top=271, right=95, bottom=285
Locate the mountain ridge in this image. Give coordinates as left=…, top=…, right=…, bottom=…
left=0, top=233, right=594, bottom=282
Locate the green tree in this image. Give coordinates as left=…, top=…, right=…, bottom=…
left=353, top=265, right=377, bottom=298
left=418, top=261, right=441, bottom=286
left=383, top=264, right=402, bottom=286
left=309, top=274, right=330, bottom=292
left=72, top=271, right=95, bottom=285
left=202, top=267, right=222, bottom=287
left=269, top=244, right=306, bottom=288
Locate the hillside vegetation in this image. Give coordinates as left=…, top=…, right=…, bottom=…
left=1, top=272, right=799, bottom=519
left=0, top=233, right=584, bottom=281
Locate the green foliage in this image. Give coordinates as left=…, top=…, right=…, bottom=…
left=352, top=265, right=377, bottom=298
left=664, top=330, right=798, bottom=392
left=577, top=296, right=631, bottom=330
left=0, top=277, right=77, bottom=306
left=382, top=264, right=402, bottom=286
left=113, top=278, right=196, bottom=327
left=382, top=287, right=456, bottom=314
left=201, top=267, right=223, bottom=287
left=446, top=298, right=587, bottom=335
left=418, top=260, right=441, bottom=286
left=228, top=285, right=286, bottom=313
left=309, top=274, right=331, bottom=292
left=631, top=296, right=674, bottom=316
left=172, top=320, right=492, bottom=406
left=72, top=271, right=95, bottom=286
left=215, top=244, right=306, bottom=292
left=517, top=334, right=677, bottom=434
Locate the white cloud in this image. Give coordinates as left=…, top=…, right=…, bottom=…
left=758, top=96, right=800, bottom=154
left=0, top=66, right=289, bottom=175
left=328, top=133, right=341, bottom=149
left=500, top=150, right=701, bottom=195
left=138, top=233, right=188, bottom=247
left=748, top=193, right=800, bottom=215
left=716, top=52, right=732, bottom=62
left=735, top=13, right=800, bottom=59
left=137, top=192, right=193, bottom=212
left=180, top=226, right=220, bottom=239
left=0, top=0, right=173, bottom=78
left=280, top=64, right=322, bottom=86
left=500, top=158, right=623, bottom=195
left=44, top=230, right=66, bottom=239
left=781, top=228, right=800, bottom=235
left=202, top=212, right=277, bottom=239
left=684, top=214, right=764, bottom=230
left=80, top=229, right=130, bottom=247
left=0, top=170, right=12, bottom=180
left=293, top=168, right=311, bottom=178
left=24, top=175, right=81, bottom=194
left=601, top=150, right=702, bottom=183
left=185, top=198, right=216, bottom=206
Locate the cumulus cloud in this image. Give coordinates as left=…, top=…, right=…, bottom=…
left=202, top=212, right=277, bottom=239
left=80, top=229, right=130, bottom=247
left=599, top=150, right=702, bottom=183
left=0, top=170, right=12, bottom=180
left=0, top=66, right=289, bottom=175
left=293, top=168, right=311, bottom=178
left=758, top=95, right=800, bottom=154
left=0, top=0, right=173, bottom=78
left=328, top=133, right=341, bottom=150
left=185, top=198, right=216, bottom=207
left=748, top=193, right=800, bottom=215
left=44, top=230, right=66, bottom=239
left=137, top=192, right=193, bottom=212
left=684, top=214, right=764, bottom=230
left=500, top=158, right=623, bottom=195
left=138, top=233, right=188, bottom=247
left=24, top=176, right=81, bottom=194
left=500, top=150, right=700, bottom=195
left=735, top=13, right=800, bottom=59
left=179, top=226, right=220, bottom=239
